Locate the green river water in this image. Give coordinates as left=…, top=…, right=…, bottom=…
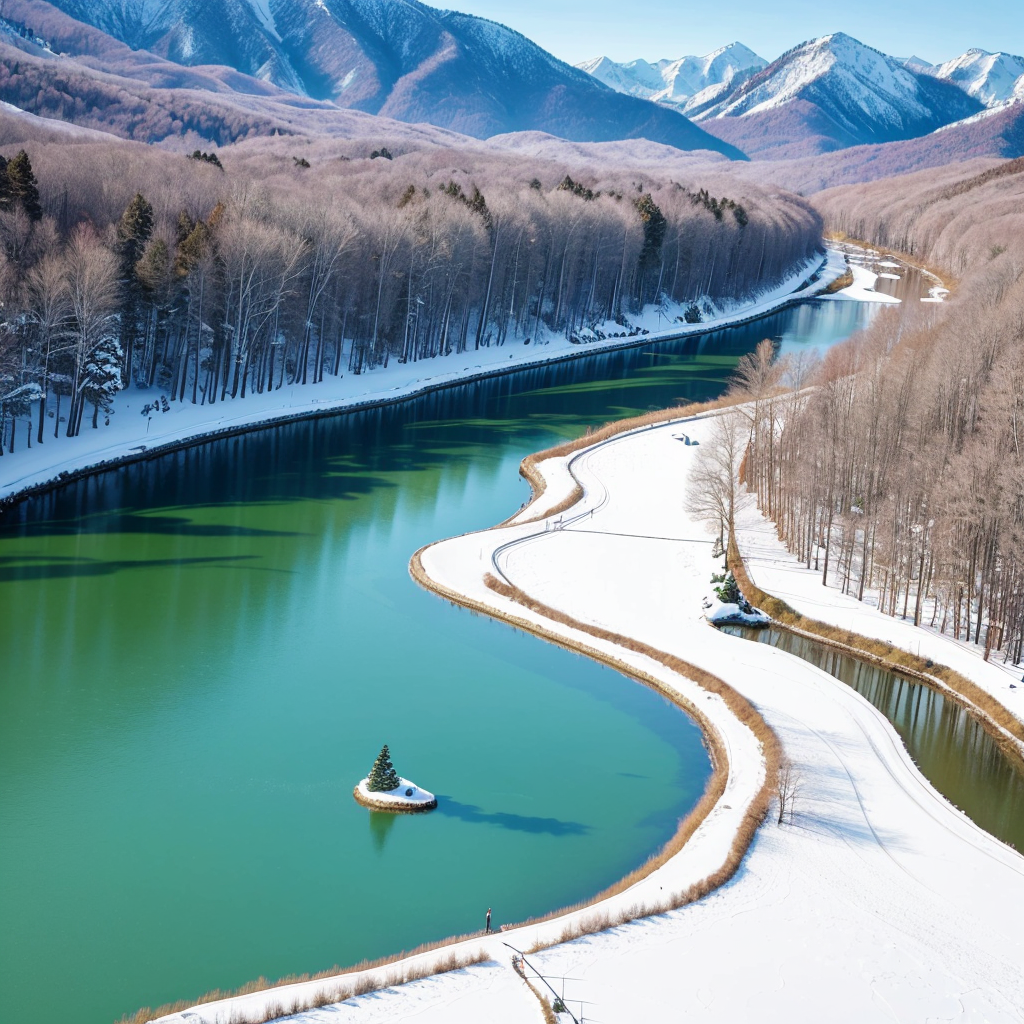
left=0, top=295, right=891, bottom=1024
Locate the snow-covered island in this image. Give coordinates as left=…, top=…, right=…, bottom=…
left=353, top=745, right=437, bottom=813
left=353, top=778, right=437, bottom=812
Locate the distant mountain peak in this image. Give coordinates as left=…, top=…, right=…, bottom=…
left=930, top=48, right=1024, bottom=107
left=690, top=32, right=983, bottom=159
left=574, top=41, right=766, bottom=112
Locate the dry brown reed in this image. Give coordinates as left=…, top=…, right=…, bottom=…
left=117, top=948, right=489, bottom=1024
left=520, top=977, right=559, bottom=1024
left=822, top=267, right=854, bottom=293
left=728, top=539, right=1024, bottom=769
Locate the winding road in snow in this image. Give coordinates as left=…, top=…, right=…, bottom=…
left=425, top=414, right=1024, bottom=1023
left=163, top=411, right=1024, bottom=1024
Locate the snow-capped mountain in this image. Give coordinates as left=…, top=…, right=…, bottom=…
left=900, top=56, right=935, bottom=74
left=927, top=49, right=1024, bottom=108
left=576, top=43, right=767, bottom=112
left=575, top=56, right=666, bottom=98
left=693, top=33, right=982, bottom=157
left=36, top=0, right=742, bottom=156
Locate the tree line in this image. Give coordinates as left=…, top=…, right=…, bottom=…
left=716, top=158, right=1024, bottom=664
left=0, top=134, right=822, bottom=453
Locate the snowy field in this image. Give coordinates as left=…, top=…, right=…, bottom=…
left=823, top=261, right=900, bottom=303
left=158, top=408, right=1024, bottom=1024
left=0, top=252, right=843, bottom=505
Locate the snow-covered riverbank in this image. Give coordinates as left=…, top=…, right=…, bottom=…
left=734, top=498, right=1024, bottom=730
left=0, top=252, right=844, bottom=507
left=156, top=406, right=1024, bottom=1024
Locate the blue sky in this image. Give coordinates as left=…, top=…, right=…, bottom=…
left=452, top=0, right=1022, bottom=66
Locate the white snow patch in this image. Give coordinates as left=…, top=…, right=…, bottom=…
left=705, top=598, right=770, bottom=625
left=242, top=0, right=282, bottom=41
left=824, top=262, right=901, bottom=303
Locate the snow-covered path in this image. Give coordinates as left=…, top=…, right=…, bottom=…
left=162, top=411, right=1024, bottom=1024
left=476, top=418, right=1024, bottom=1022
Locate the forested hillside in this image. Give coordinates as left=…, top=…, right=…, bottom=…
left=0, top=128, right=821, bottom=454
left=733, top=156, right=1024, bottom=662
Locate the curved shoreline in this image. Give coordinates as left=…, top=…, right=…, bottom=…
left=146, top=404, right=1024, bottom=1024
left=408, top=544, right=778, bottom=922
left=1, top=252, right=842, bottom=513
left=145, top=406, right=778, bottom=1024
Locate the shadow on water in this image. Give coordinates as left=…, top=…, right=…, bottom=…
left=0, top=553, right=258, bottom=582
left=368, top=812, right=399, bottom=854
left=721, top=625, right=1024, bottom=852
left=6, top=512, right=306, bottom=541
left=433, top=797, right=590, bottom=836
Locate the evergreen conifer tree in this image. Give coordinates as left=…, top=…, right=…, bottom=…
left=82, top=335, right=125, bottom=428
left=0, top=154, right=11, bottom=211
left=116, top=193, right=155, bottom=273
left=634, top=193, right=666, bottom=273
left=114, top=193, right=155, bottom=385
left=6, top=150, right=41, bottom=220
left=176, top=210, right=196, bottom=246
left=176, top=220, right=211, bottom=277
left=366, top=744, right=401, bottom=792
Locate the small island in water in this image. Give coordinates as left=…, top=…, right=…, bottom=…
left=353, top=744, right=437, bottom=813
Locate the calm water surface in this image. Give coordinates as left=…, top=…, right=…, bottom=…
left=721, top=626, right=1024, bottom=852
left=0, top=296, right=887, bottom=1023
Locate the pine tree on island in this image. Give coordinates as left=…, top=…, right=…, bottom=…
left=366, top=744, right=401, bottom=792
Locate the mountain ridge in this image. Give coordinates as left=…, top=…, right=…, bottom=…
left=25, top=0, right=744, bottom=156
left=580, top=33, right=1022, bottom=160
left=575, top=43, right=767, bottom=114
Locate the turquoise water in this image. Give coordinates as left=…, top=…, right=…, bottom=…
left=0, top=297, right=885, bottom=1023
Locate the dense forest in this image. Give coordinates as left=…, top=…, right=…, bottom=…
left=0, top=132, right=822, bottom=452
left=723, top=157, right=1024, bottom=664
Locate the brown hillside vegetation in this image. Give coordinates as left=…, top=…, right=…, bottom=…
left=717, top=106, right=1024, bottom=196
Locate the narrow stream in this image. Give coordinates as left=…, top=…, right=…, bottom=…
left=720, top=625, right=1024, bottom=852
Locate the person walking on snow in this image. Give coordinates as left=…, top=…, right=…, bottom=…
left=485, top=908, right=492, bottom=933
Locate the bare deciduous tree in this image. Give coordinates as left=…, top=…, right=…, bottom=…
left=686, top=411, right=748, bottom=550
left=777, top=757, right=802, bottom=825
